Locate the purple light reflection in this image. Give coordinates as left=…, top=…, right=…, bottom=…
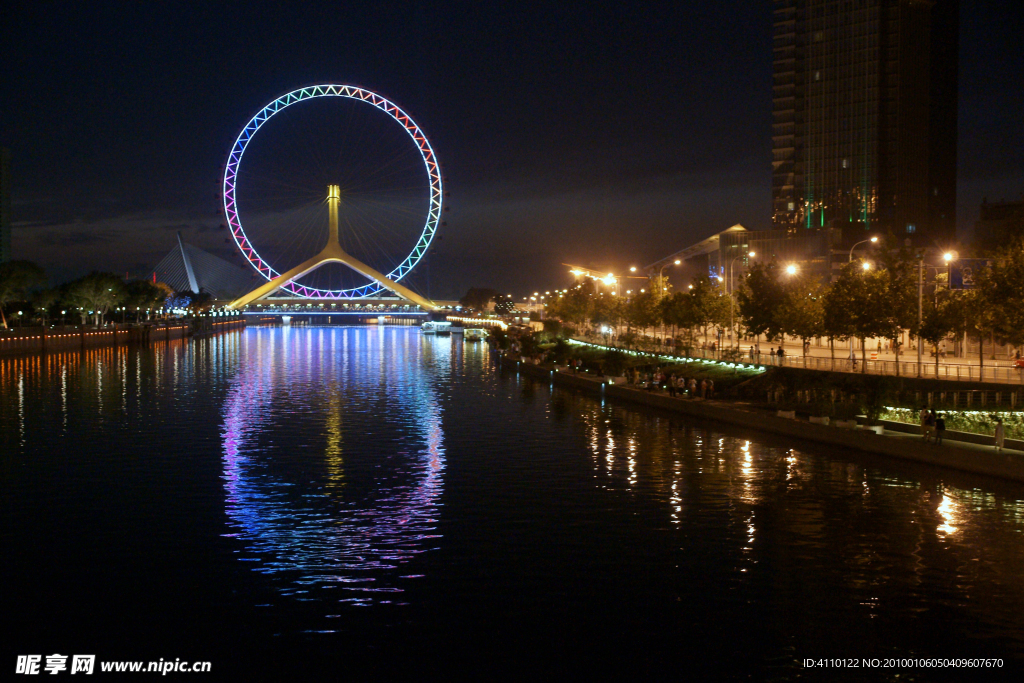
left=219, top=328, right=446, bottom=603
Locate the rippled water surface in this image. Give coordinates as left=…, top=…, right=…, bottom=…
left=3, top=327, right=1024, bottom=679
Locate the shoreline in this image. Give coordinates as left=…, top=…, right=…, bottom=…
left=501, top=355, right=1024, bottom=484
left=0, top=319, right=246, bottom=358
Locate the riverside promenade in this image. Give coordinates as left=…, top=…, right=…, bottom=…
left=501, top=355, right=1024, bottom=484
left=576, top=333, right=1024, bottom=384
left=0, top=316, right=245, bottom=357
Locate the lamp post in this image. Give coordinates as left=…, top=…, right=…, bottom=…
left=656, top=259, right=681, bottom=298
left=843, top=241, right=875, bottom=359
left=729, top=251, right=755, bottom=348
left=848, top=236, right=878, bottom=262
left=916, top=251, right=957, bottom=378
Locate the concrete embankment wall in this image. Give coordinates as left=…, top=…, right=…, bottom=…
left=504, top=357, right=1024, bottom=484
left=0, top=319, right=245, bottom=357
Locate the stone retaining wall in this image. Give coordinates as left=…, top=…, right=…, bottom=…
left=503, top=357, right=1024, bottom=484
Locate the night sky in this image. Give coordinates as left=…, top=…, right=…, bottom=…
left=3, top=1, right=1022, bottom=299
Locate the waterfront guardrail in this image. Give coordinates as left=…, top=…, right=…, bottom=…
left=570, top=334, right=1024, bottom=385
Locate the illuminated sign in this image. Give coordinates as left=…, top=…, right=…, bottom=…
left=948, top=259, right=991, bottom=290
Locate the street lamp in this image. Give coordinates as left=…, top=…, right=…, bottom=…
left=728, top=251, right=755, bottom=348
left=861, top=261, right=872, bottom=271
left=656, top=259, right=682, bottom=298
left=847, top=237, right=880, bottom=264
left=785, top=264, right=799, bottom=276
left=916, top=251, right=959, bottom=377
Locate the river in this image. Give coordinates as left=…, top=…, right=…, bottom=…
left=3, top=326, right=1023, bottom=679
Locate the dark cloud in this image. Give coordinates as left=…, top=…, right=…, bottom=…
left=36, top=229, right=115, bottom=247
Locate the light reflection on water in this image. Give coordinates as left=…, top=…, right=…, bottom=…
left=4, top=327, right=1024, bottom=673
left=220, top=327, right=445, bottom=603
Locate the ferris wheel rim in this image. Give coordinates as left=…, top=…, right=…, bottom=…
left=222, top=84, right=442, bottom=298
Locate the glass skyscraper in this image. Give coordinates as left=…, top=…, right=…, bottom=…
left=771, top=0, right=958, bottom=247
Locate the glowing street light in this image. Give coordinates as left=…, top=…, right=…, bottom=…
left=848, top=236, right=878, bottom=262
left=785, top=264, right=798, bottom=276
left=728, top=251, right=756, bottom=348
left=861, top=261, right=872, bottom=271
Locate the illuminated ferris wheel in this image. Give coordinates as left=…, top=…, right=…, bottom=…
left=223, top=85, right=442, bottom=302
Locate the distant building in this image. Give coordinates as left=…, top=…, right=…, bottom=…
left=648, top=224, right=840, bottom=291
left=974, top=196, right=1024, bottom=254
left=771, top=0, right=959, bottom=247
left=0, top=148, right=11, bottom=263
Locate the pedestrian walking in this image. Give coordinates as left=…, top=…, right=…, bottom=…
left=699, top=379, right=707, bottom=399
left=925, top=411, right=936, bottom=444
left=935, top=413, right=946, bottom=445
left=748, top=345, right=754, bottom=361
left=919, top=406, right=930, bottom=440
left=707, top=379, right=715, bottom=399
left=688, top=378, right=697, bottom=398
left=994, top=418, right=1005, bottom=452
left=769, top=347, right=775, bottom=365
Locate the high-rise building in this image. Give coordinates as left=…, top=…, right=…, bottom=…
left=0, top=148, right=11, bottom=263
left=974, top=196, right=1024, bottom=254
left=771, top=0, right=959, bottom=248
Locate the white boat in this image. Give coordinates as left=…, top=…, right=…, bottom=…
left=464, top=328, right=488, bottom=342
left=420, top=321, right=452, bottom=335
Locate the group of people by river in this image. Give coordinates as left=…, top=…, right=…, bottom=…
left=918, top=407, right=948, bottom=445
left=627, top=367, right=715, bottom=400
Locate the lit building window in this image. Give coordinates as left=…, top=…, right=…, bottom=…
left=906, top=224, right=916, bottom=233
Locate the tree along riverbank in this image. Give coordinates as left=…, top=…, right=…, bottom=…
left=499, top=353, right=1024, bottom=484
